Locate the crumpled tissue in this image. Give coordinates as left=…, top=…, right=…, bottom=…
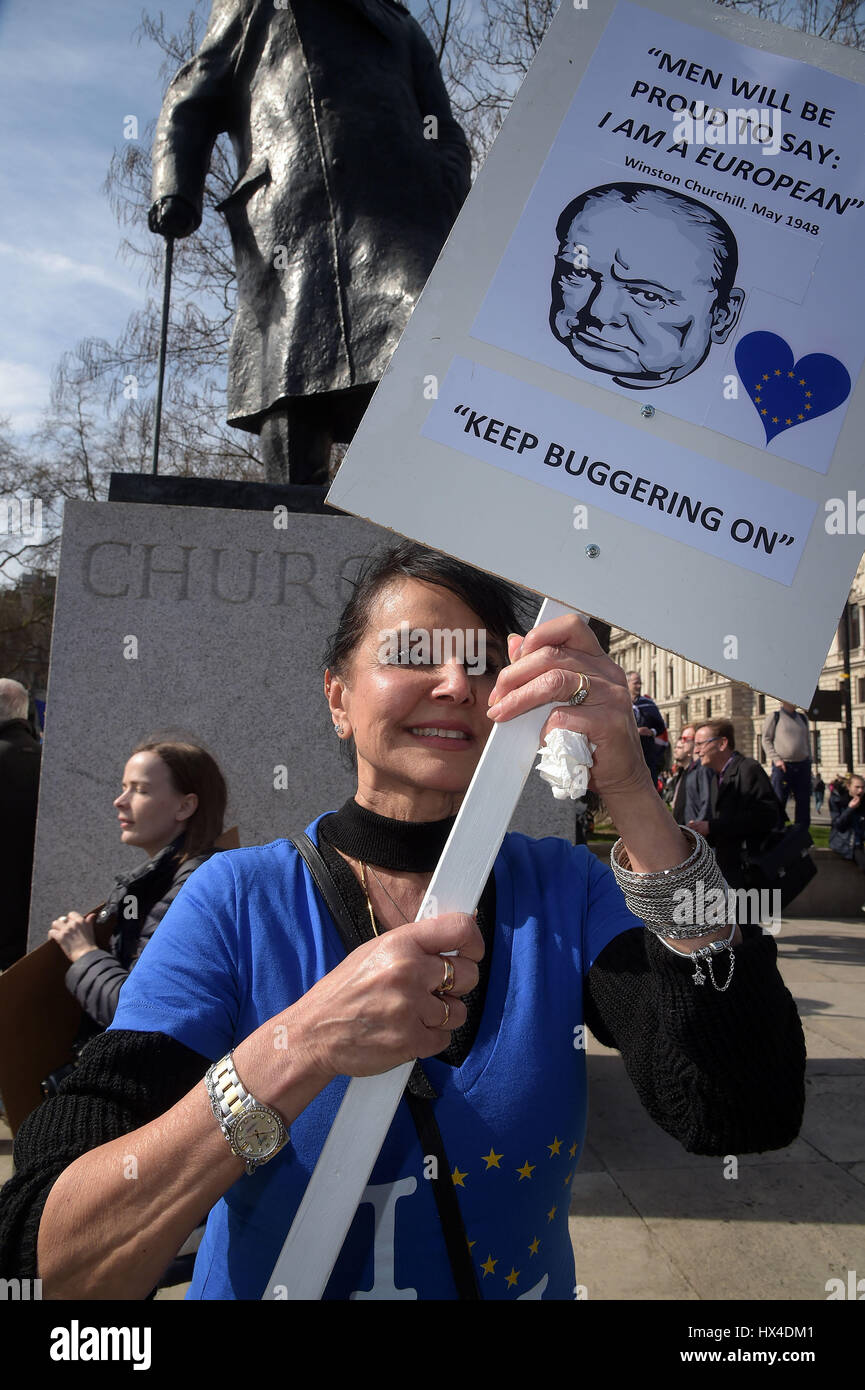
left=535, top=727, right=596, bottom=801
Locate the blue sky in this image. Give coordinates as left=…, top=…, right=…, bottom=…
left=0, top=0, right=170, bottom=434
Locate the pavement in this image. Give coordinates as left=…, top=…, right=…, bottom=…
left=2, top=914, right=862, bottom=1302
left=569, top=916, right=865, bottom=1300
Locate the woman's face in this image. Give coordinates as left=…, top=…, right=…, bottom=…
left=326, top=578, right=507, bottom=818
left=113, top=751, right=197, bottom=856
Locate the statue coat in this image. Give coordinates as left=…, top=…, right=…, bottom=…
left=150, top=0, right=471, bottom=430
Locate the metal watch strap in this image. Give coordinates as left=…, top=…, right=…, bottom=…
left=206, top=1052, right=288, bottom=1174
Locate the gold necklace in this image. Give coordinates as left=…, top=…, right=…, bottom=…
left=358, top=862, right=382, bottom=938
left=366, top=862, right=411, bottom=922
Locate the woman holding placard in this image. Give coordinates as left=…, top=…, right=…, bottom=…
left=0, top=542, right=805, bottom=1300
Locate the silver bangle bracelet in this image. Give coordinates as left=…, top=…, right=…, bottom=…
left=610, top=826, right=731, bottom=938
left=655, top=919, right=737, bottom=991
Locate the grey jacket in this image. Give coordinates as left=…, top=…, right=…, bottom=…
left=64, top=840, right=215, bottom=1028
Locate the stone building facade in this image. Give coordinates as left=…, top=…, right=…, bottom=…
left=608, top=555, right=865, bottom=781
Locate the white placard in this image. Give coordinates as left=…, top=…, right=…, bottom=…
left=328, top=0, right=865, bottom=706
left=472, top=0, right=865, bottom=477
left=423, top=356, right=816, bottom=585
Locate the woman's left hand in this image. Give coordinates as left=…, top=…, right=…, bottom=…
left=48, top=911, right=98, bottom=964
left=487, top=612, right=655, bottom=801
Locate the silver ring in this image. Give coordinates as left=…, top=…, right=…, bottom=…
left=567, top=672, right=590, bottom=706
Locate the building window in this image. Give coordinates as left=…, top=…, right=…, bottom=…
left=757, top=693, right=765, bottom=714
left=705, top=697, right=712, bottom=718
left=858, top=677, right=865, bottom=705
left=754, top=732, right=763, bottom=760
left=666, top=662, right=674, bottom=699
left=850, top=606, right=861, bottom=650
left=859, top=728, right=865, bottom=764
left=812, top=730, right=821, bottom=763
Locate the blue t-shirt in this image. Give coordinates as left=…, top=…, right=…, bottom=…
left=110, top=818, right=641, bottom=1299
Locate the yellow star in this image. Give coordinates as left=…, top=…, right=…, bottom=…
left=563, top=1169, right=573, bottom=1186
left=754, top=382, right=762, bottom=390
left=517, top=1160, right=536, bottom=1181
left=505, top=1267, right=520, bottom=1288
left=763, top=373, right=770, bottom=380
left=799, top=378, right=806, bottom=385
left=569, top=1142, right=578, bottom=1159
left=774, top=368, right=781, bottom=375
left=785, top=417, right=792, bottom=425
left=760, top=408, right=767, bottom=415
left=787, top=370, right=795, bottom=377
left=451, top=1166, right=468, bottom=1187
left=548, top=1136, right=562, bottom=1157
left=805, top=403, right=812, bottom=411
left=805, top=390, right=812, bottom=397
left=547, top=1204, right=557, bottom=1222
left=771, top=416, right=779, bottom=423
left=467, top=1239, right=476, bottom=1250
left=528, top=1236, right=540, bottom=1256
left=797, top=413, right=804, bottom=420
left=482, top=1147, right=503, bottom=1170
left=481, top=1254, right=497, bottom=1278
left=754, top=395, right=761, bottom=403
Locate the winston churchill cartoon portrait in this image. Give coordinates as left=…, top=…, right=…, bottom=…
left=550, top=182, right=745, bottom=390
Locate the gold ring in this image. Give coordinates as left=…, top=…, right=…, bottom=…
left=438, top=957, right=455, bottom=994
left=568, top=672, right=590, bottom=706
left=438, top=997, right=451, bottom=1029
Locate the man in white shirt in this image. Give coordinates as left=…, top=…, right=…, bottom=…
left=762, top=701, right=812, bottom=829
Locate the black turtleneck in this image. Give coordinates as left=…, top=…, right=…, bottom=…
left=316, top=799, right=496, bottom=1070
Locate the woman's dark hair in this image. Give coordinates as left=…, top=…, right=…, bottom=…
left=130, top=739, right=228, bottom=860
left=324, top=540, right=534, bottom=677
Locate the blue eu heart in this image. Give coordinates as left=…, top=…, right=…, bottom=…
left=735, top=332, right=851, bottom=444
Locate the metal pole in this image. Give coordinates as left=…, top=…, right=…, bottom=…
left=840, top=600, right=854, bottom=774
left=150, top=237, right=174, bottom=476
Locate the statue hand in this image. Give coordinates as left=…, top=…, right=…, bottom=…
left=148, top=195, right=198, bottom=239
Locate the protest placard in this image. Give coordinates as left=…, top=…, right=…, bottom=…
left=328, top=0, right=865, bottom=706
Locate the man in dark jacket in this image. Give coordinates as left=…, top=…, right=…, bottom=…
left=149, top=0, right=471, bottom=483
left=626, top=671, right=668, bottom=785
left=0, top=680, right=41, bottom=971
left=670, top=724, right=713, bottom=826
left=689, top=718, right=783, bottom=887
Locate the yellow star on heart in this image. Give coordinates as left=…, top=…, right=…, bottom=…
left=516, top=1159, right=536, bottom=1181
left=528, top=1237, right=540, bottom=1256
left=451, top=1166, right=468, bottom=1187
left=481, top=1254, right=497, bottom=1277
left=506, top=1267, right=520, bottom=1288
left=482, top=1147, right=503, bottom=1169
left=548, top=1136, right=562, bottom=1157
left=547, top=1204, right=557, bottom=1222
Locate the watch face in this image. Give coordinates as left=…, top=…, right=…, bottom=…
left=234, top=1110, right=282, bottom=1159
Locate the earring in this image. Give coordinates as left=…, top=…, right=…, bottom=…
left=334, top=724, right=342, bottom=736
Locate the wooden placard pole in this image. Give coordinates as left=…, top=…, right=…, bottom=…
left=264, top=596, right=576, bottom=1299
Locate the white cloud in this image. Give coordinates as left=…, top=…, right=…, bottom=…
left=0, top=242, right=141, bottom=301
left=0, top=360, right=52, bottom=432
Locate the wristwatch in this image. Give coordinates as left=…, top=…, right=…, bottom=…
left=205, top=1053, right=289, bottom=1175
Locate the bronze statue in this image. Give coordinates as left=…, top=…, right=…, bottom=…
left=149, top=0, right=471, bottom=484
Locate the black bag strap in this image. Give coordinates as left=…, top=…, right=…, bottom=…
left=289, top=832, right=482, bottom=1301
